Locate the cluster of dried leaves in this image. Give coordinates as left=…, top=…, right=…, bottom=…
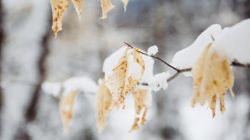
left=50, top=0, right=129, bottom=36
left=96, top=47, right=151, bottom=132
left=57, top=43, right=237, bottom=133
left=192, top=43, right=235, bottom=117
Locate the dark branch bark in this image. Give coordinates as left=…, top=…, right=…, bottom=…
left=24, top=14, right=51, bottom=122
left=0, top=0, right=5, bottom=137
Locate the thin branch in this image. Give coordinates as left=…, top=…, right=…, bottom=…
left=124, top=42, right=180, bottom=71
left=124, top=43, right=250, bottom=87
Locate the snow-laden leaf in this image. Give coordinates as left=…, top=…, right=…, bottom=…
left=105, top=48, right=128, bottom=107
left=172, top=19, right=250, bottom=76
left=50, top=0, right=69, bottom=36
left=59, top=90, right=77, bottom=133
left=171, top=24, right=222, bottom=71
left=99, top=46, right=152, bottom=131
left=71, top=0, right=83, bottom=18
left=62, top=76, right=98, bottom=95
left=121, top=0, right=129, bottom=12
left=96, top=79, right=112, bottom=132
left=42, top=76, right=97, bottom=132
left=192, top=44, right=234, bottom=117
left=130, top=86, right=151, bottom=131
left=105, top=47, right=145, bottom=108
left=100, top=0, right=114, bottom=19
left=214, top=19, right=250, bottom=64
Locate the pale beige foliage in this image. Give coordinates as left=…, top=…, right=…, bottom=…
left=130, top=87, right=150, bottom=131
left=121, top=0, right=129, bottom=11
left=192, top=43, right=234, bottom=117
left=100, top=0, right=114, bottom=19
left=59, top=91, right=77, bottom=133
left=50, top=0, right=129, bottom=35
left=50, top=0, right=83, bottom=36
left=71, top=0, right=83, bottom=18
left=105, top=47, right=145, bottom=108
left=96, top=79, right=112, bottom=132
left=98, top=47, right=148, bottom=131
left=50, top=0, right=69, bottom=36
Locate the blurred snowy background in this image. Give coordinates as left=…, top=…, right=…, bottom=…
left=0, top=0, right=250, bottom=140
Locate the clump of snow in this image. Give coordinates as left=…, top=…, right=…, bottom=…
left=149, top=72, right=170, bottom=91
left=147, top=45, right=159, bottom=56
left=214, top=19, right=250, bottom=63
left=42, top=82, right=62, bottom=98
left=171, top=24, right=222, bottom=70
left=42, top=76, right=98, bottom=97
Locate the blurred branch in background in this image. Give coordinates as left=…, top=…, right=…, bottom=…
left=24, top=14, right=51, bottom=123
left=0, top=0, right=4, bottom=137
left=14, top=6, right=52, bottom=140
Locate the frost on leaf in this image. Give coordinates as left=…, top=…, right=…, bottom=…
left=59, top=90, right=77, bottom=133
left=50, top=0, right=69, bottom=36
left=96, top=79, right=112, bottom=132
left=192, top=43, right=234, bottom=117
left=105, top=47, right=145, bottom=108
left=71, top=0, right=83, bottom=18
left=130, top=87, right=150, bottom=131
left=100, top=0, right=114, bottom=19
left=121, top=0, right=129, bottom=12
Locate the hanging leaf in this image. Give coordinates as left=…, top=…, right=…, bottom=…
left=121, top=0, right=129, bottom=12
left=192, top=43, right=234, bottom=117
left=71, top=0, right=83, bottom=19
left=59, top=91, right=77, bottom=133
left=100, top=0, right=114, bottom=19
left=130, top=87, right=150, bottom=131
left=50, top=0, right=69, bottom=36
left=105, top=48, right=128, bottom=107
left=105, top=47, right=145, bottom=108
left=96, top=79, right=112, bottom=132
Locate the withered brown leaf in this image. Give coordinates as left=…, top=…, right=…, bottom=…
left=121, top=0, right=129, bottom=11
left=59, top=91, right=77, bottom=133
left=192, top=43, right=234, bottom=117
left=100, top=0, right=114, bottom=19
left=130, top=87, right=150, bottom=131
left=50, top=0, right=69, bottom=36
left=71, top=0, right=83, bottom=18
left=96, top=79, right=112, bottom=132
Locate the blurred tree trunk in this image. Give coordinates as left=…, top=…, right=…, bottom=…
left=14, top=8, right=52, bottom=140
left=0, top=0, right=4, bottom=137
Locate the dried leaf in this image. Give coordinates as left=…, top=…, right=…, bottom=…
left=96, top=79, right=112, bottom=132
left=50, top=0, right=69, bottom=36
left=105, top=48, right=128, bottom=107
left=130, top=87, right=150, bottom=131
left=59, top=90, right=77, bottom=133
left=192, top=43, right=234, bottom=117
left=71, top=0, right=83, bottom=19
left=121, top=0, right=129, bottom=11
left=100, top=0, right=114, bottom=19
left=105, top=47, right=145, bottom=108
